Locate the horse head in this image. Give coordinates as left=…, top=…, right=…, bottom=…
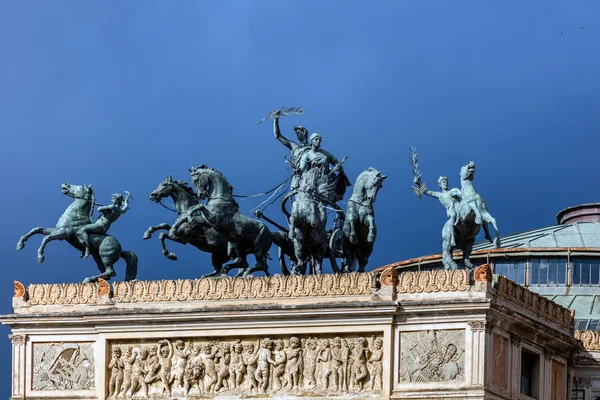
left=149, top=174, right=174, bottom=203
left=460, top=161, right=476, bottom=182
left=189, top=164, right=233, bottom=201
left=61, top=182, right=94, bottom=202
left=357, top=168, right=387, bottom=204
left=61, top=182, right=95, bottom=222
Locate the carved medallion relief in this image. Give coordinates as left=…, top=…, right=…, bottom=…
left=399, top=330, right=465, bottom=384
left=107, top=334, right=383, bottom=398
left=32, top=342, right=95, bottom=391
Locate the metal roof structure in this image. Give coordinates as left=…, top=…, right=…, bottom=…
left=473, top=222, right=600, bottom=251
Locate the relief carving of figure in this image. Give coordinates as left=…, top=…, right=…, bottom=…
left=229, top=340, right=245, bottom=390
left=243, top=342, right=259, bottom=392
left=331, top=337, right=347, bottom=391
left=368, top=337, right=383, bottom=390
left=183, top=345, right=204, bottom=396
left=316, top=339, right=333, bottom=390
left=154, top=339, right=174, bottom=396
left=285, top=336, right=303, bottom=390
left=271, top=339, right=287, bottom=391
left=108, top=347, right=124, bottom=398
left=127, top=347, right=149, bottom=398
left=119, top=346, right=136, bottom=397
left=351, top=337, right=370, bottom=390
left=214, top=344, right=231, bottom=392
left=170, top=340, right=191, bottom=391
left=255, top=338, right=276, bottom=393
left=200, top=343, right=218, bottom=394
left=303, top=338, right=319, bottom=389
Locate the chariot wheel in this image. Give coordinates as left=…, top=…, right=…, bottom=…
left=329, top=228, right=347, bottom=274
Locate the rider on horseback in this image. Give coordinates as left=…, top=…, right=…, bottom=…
left=77, top=193, right=130, bottom=259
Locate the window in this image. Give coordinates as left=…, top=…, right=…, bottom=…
left=521, top=349, right=539, bottom=398
left=494, top=261, right=526, bottom=284
left=573, top=259, right=600, bottom=286
left=530, top=258, right=567, bottom=286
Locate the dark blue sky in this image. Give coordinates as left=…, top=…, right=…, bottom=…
left=1, top=1, right=599, bottom=395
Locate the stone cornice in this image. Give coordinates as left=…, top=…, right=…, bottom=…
left=493, top=275, right=572, bottom=331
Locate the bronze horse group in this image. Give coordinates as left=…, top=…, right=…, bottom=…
left=144, top=165, right=386, bottom=278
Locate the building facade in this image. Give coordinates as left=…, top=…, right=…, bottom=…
left=2, top=266, right=577, bottom=400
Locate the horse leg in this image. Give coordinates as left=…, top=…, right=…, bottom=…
left=470, top=203, right=482, bottom=224
left=204, top=250, right=230, bottom=277
left=357, top=254, right=369, bottom=273
left=17, top=227, right=50, bottom=250
left=481, top=211, right=501, bottom=247
left=83, top=256, right=117, bottom=283
left=343, top=217, right=358, bottom=245
left=244, top=225, right=272, bottom=277
left=143, top=223, right=171, bottom=240
left=36, top=228, right=69, bottom=264
left=461, top=240, right=475, bottom=269
left=365, top=215, right=377, bottom=243
left=158, top=232, right=183, bottom=261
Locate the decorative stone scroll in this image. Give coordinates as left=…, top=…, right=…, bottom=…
left=396, top=270, right=470, bottom=294
left=32, top=342, right=95, bottom=391
left=106, top=334, right=383, bottom=398
left=113, top=273, right=375, bottom=303
left=399, top=329, right=465, bottom=383
left=575, top=330, right=600, bottom=351
left=28, top=282, right=100, bottom=306
left=494, top=276, right=572, bottom=330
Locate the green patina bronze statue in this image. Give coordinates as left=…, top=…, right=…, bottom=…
left=16, top=183, right=137, bottom=282
left=410, top=148, right=500, bottom=270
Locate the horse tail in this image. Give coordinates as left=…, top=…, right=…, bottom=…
left=120, top=251, right=138, bottom=281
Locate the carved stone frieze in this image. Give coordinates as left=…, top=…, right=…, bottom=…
left=32, top=342, right=95, bottom=391
left=396, top=270, right=470, bottom=294
left=575, top=330, right=600, bottom=351
left=107, top=334, right=383, bottom=398
left=494, top=276, right=572, bottom=330
left=379, top=268, right=398, bottom=287
left=112, top=273, right=375, bottom=303
left=28, top=282, right=100, bottom=306
left=474, top=264, right=492, bottom=283
left=399, top=329, right=465, bottom=384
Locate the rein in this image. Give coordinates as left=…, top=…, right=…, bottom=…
left=232, top=174, right=292, bottom=199
left=66, top=193, right=105, bottom=207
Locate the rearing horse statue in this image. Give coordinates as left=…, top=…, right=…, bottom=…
left=16, top=183, right=138, bottom=283
left=446, top=161, right=500, bottom=269
left=143, top=175, right=233, bottom=277
left=173, top=165, right=272, bottom=277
